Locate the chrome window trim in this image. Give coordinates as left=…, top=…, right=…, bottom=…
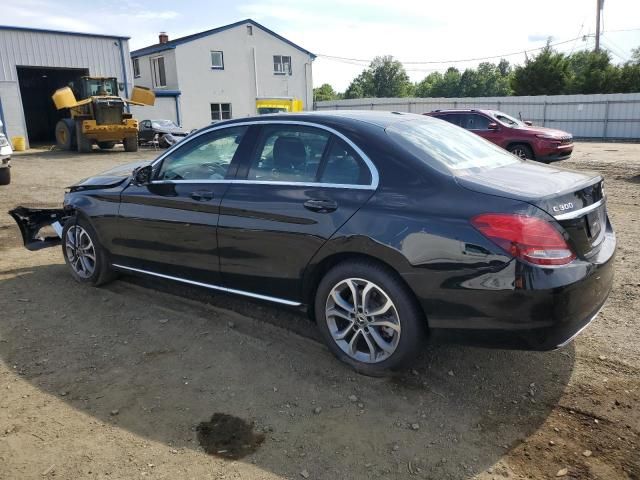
left=150, top=120, right=380, bottom=190
left=111, top=263, right=302, bottom=307
left=554, top=198, right=605, bottom=221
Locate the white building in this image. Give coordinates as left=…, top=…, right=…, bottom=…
left=130, top=19, right=315, bottom=130
left=0, top=26, right=133, bottom=148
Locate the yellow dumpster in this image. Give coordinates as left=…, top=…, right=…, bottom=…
left=11, top=136, right=26, bottom=151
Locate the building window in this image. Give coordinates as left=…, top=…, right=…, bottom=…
left=211, top=51, right=224, bottom=70
left=247, top=25, right=253, bottom=36
left=211, top=103, right=232, bottom=121
left=151, top=56, right=166, bottom=87
left=273, top=55, right=292, bottom=75
left=132, top=58, right=140, bottom=78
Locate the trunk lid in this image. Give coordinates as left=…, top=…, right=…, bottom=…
left=457, top=161, right=607, bottom=258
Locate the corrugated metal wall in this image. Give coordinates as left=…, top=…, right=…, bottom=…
left=0, top=28, right=132, bottom=145
left=315, top=93, right=640, bottom=140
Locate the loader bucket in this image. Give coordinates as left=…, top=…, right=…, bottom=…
left=130, top=86, right=155, bottom=106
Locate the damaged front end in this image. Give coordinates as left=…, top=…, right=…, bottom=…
left=9, top=207, right=71, bottom=251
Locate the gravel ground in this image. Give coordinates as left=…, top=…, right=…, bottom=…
left=0, top=143, right=638, bottom=480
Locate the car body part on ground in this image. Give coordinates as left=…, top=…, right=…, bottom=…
left=425, top=109, right=574, bottom=162
left=8, top=111, right=614, bottom=373
left=52, top=77, right=155, bottom=154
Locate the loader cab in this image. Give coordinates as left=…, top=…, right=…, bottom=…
left=70, top=77, right=119, bottom=100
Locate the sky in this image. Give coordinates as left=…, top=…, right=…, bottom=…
left=3, top=0, right=640, bottom=91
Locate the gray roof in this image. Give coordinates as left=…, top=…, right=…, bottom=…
left=0, top=24, right=129, bottom=40
left=130, top=18, right=314, bottom=59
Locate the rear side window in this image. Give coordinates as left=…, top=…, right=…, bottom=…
left=386, top=117, right=518, bottom=175
left=320, top=139, right=371, bottom=186
left=433, top=113, right=461, bottom=126
left=248, top=125, right=330, bottom=182
left=460, top=113, right=491, bottom=130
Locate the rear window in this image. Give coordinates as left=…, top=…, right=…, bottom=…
left=386, top=117, right=519, bottom=175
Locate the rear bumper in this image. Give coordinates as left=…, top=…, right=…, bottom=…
left=411, top=229, right=616, bottom=351
left=82, top=119, right=138, bottom=140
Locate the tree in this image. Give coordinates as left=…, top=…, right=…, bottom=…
left=566, top=50, right=619, bottom=94
left=313, top=83, right=339, bottom=102
left=511, top=44, right=569, bottom=95
left=631, top=46, right=640, bottom=65
left=343, top=56, right=412, bottom=98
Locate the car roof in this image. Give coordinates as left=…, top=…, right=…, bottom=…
left=219, top=110, right=428, bottom=129
left=430, top=109, right=495, bottom=115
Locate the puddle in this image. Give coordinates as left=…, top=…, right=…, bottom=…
left=196, top=413, right=265, bottom=459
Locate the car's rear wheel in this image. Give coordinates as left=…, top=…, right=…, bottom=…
left=124, top=135, right=138, bottom=152
left=62, top=217, right=117, bottom=286
left=315, top=260, right=426, bottom=375
left=508, top=143, right=534, bottom=160
left=0, top=167, right=10, bottom=185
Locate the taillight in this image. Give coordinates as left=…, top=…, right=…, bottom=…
left=471, top=213, right=575, bottom=266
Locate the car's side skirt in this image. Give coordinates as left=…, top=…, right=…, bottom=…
left=111, top=263, right=302, bottom=307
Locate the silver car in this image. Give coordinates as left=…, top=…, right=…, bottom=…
left=0, top=120, right=12, bottom=185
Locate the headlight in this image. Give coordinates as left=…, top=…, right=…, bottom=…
left=0, top=135, right=9, bottom=147
left=535, top=134, right=561, bottom=141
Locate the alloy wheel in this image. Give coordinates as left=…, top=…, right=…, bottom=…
left=65, top=225, right=96, bottom=278
left=325, top=278, right=401, bottom=363
left=511, top=148, right=528, bottom=159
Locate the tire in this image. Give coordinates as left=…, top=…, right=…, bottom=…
left=314, top=259, right=426, bottom=375
left=508, top=143, right=534, bottom=160
left=0, top=167, right=10, bottom=186
left=124, top=135, right=138, bottom=152
left=55, top=119, right=75, bottom=150
left=61, top=216, right=117, bottom=286
left=97, top=141, right=116, bottom=150
left=76, top=121, right=92, bottom=153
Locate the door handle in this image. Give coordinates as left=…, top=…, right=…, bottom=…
left=303, top=199, right=338, bottom=213
left=190, top=190, right=214, bottom=201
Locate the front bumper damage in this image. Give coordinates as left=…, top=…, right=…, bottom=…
left=9, top=207, right=69, bottom=250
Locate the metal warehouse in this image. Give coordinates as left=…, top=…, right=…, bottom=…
left=0, top=25, right=133, bottom=148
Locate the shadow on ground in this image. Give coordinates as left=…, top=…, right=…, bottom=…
left=0, top=264, right=575, bottom=479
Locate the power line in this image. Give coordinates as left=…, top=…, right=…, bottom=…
left=317, top=35, right=593, bottom=65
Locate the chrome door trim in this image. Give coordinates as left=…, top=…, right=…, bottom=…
left=554, top=198, right=605, bottom=221
left=111, top=263, right=302, bottom=306
left=150, top=120, right=380, bottom=190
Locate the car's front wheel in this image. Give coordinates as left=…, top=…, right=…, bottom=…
left=508, top=143, right=534, bottom=160
left=62, top=217, right=116, bottom=286
left=315, top=260, right=426, bottom=374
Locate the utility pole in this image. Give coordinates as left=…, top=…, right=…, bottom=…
left=595, top=0, right=603, bottom=52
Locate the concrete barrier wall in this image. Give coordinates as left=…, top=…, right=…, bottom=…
left=315, top=93, right=640, bottom=140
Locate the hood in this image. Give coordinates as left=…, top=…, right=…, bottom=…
left=456, top=161, right=600, bottom=203
left=156, top=126, right=188, bottom=135
left=518, top=125, right=572, bottom=138
left=69, top=160, right=150, bottom=191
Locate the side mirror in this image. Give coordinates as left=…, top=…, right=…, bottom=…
left=133, top=165, right=153, bottom=186
left=524, top=120, right=533, bottom=126
left=487, top=122, right=499, bottom=130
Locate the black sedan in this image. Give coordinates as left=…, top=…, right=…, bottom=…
left=9, top=112, right=615, bottom=374
left=138, top=119, right=189, bottom=147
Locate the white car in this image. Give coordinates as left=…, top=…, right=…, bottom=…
left=0, top=120, right=12, bottom=185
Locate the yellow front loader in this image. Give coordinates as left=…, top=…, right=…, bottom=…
left=52, top=77, right=155, bottom=153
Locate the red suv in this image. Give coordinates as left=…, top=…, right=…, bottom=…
left=425, top=109, right=573, bottom=162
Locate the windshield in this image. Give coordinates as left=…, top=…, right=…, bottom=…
left=492, top=111, right=525, bottom=127
left=386, top=117, right=519, bottom=175
left=152, top=120, right=179, bottom=129
left=83, top=78, right=118, bottom=96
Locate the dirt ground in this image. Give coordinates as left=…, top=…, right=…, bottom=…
left=0, top=143, right=638, bottom=480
